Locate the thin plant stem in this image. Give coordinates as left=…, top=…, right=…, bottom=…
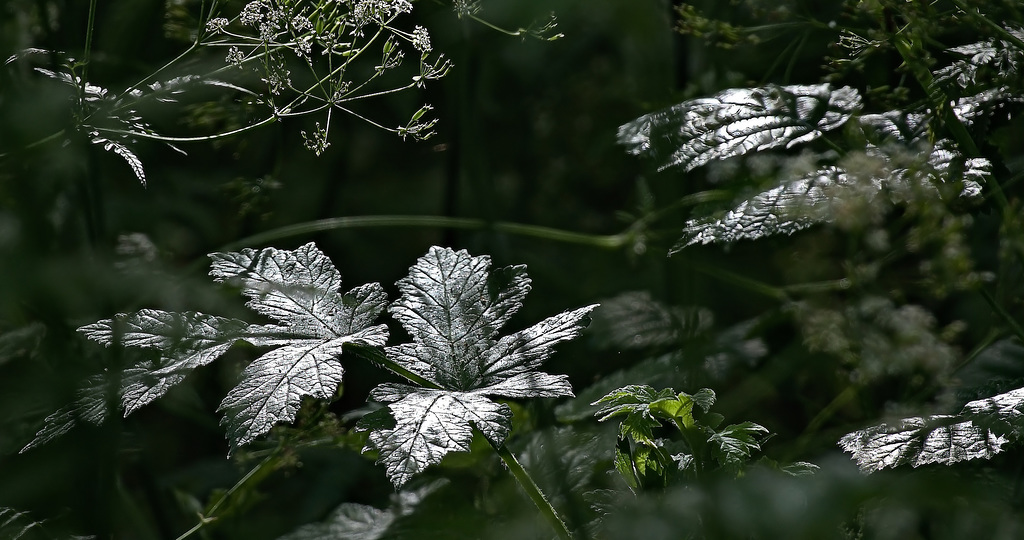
left=81, top=0, right=98, bottom=99
left=492, top=442, right=574, bottom=540
left=345, top=347, right=575, bottom=540
left=174, top=450, right=280, bottom=540
left=95, top=115, right=277, bottom=143
left=681, top=259, right=789, bottom=301
left=980, top=289, right=1024, bottom=344
left=214, top=215, right=631, bottom=252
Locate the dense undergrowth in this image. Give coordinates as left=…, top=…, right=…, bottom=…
left=1, top=0, right=1023, bottom=538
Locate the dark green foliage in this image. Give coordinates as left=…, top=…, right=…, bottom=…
left=3, top=0, right=1024, bottom=538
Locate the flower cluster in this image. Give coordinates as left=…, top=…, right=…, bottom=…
left=200, top=0, right=449, bottom=150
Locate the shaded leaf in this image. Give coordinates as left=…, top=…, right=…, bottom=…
left=22, top=374, right=110, bottom=452
left=587, top=291, right=713, bottom=350
left=619, top=84, right=861, bottom=172
left=839, top=387, right=1024, bottom=472
left=0, top=322, right=46, bottom=366
left=364, top=246, right=596, bottom=487
left=277, top=480, right=445, bottom=540
left=557, top=317, right=766, bottom=422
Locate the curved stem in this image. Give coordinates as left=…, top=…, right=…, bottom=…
left=174, top=450, right=280, bottom=540
left=492, top=442, right=574, bottom=540
left=215, top=215, right=631, bottom=252
left=94, top=115, right=277, bottom=143
left=980, top=289, right=1024, bottom=344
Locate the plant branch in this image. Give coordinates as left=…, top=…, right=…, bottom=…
left=93, top=115, right=277, bottom=143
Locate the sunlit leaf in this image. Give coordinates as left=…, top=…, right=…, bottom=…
left=933, top=25, right=1024, bottom=89
left=28, top=243, right=389, bottom=452
left=619, top=84, right=861, bottom=172
left=364, top=246, right=596, bottom=487
left=674, top=166, right=844, bottom=251
left=709, top=421, right=769, bottom=466
left=672, top=140, right=988, bottom=250
left=839, top=387, right=1024, bottom=472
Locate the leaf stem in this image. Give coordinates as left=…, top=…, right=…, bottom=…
left=215, top=215, right=630, bottom=252
left=174, top=451, right=279, bottom=540
left=81, top=0, right=98, bottom=99
left=980, top=289, right=1024, bottom=344
left=681, top=259, right=789, bottom=301
left=492, top=441, right=574, bottom=540
left=345, top=344, right=573, bottom=539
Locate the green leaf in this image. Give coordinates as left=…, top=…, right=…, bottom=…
left=593, top=385, right=676, bottom=444
left=709, top=421, right=769, bottom=466
left=365, top=246, right=597, bottom=487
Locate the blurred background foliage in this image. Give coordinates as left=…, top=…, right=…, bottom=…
left=1, top=0, right=1023, bottom=538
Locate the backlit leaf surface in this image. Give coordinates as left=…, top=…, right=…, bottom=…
left=839, top=387, right=1024, bottom=472
left=29, top=243, right=388, bottom=452
left=365, top=247, right=597, bottom=487
left=618, top=84, right=861, bottom=172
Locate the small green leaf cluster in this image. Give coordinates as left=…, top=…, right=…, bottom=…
left=594, top=384, right=801, bottom=490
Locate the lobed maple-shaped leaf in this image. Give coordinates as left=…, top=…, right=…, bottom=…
left=839, top=387, right=1024, bottom=472
left=618, top=84, right=861, bottom=172
left=364, top=246, right=597, bottom=488
left=28, top=242, right=388, bottom=453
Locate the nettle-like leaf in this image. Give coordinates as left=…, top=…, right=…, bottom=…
left=618, top=84, right=861, bottom=172
left=840, top=387, right=1024, bottom=472
left=26, top=242, right=388, bottom=453
left=709, top=421, right=770, bottom=466
left=675, top=166, right=843, bottom=250
left=933, top=25, right=1024, bottom=89
left=672, top=140, right=989, bottom=251
left=594, top=384, right=785, bottom=489
left=363, top=246, right=597, bottom=488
